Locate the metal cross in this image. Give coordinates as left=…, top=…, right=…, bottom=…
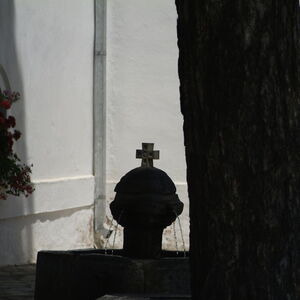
left=136, top=143, right=160, bottom=167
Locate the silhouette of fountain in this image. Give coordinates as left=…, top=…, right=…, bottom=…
left=35, top=144, right=190, bottom=300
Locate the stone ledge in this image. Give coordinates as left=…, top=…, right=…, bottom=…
left=98, top=295, right=191, bottom=299
left=35, top=249, right=190, bottom=300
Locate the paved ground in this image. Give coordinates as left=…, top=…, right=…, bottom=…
left=0, top=264, right=297, bottom=300
left=0, top=264, right=35, bottom=300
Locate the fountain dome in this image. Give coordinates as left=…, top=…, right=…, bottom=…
left=114, top=166, right=176, bottom=194
left=111, top=166, right=184, bottom=259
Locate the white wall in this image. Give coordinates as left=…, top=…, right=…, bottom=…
left=0, top=0, right=95, bottom=266
left=0, top=206, right=93, bottom=266
left=0, top=0, right=189, bottom=266
left=105, top=0, right=189, bottom=250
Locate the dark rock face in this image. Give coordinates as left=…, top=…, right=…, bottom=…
left=176, top=1, right=300, bottom=299
left=110, top=167, right=184, bottom=259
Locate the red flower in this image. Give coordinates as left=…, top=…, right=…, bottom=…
left=25, top=185, right=33, bottom=193
left=0, top=100, right=11, bottom=109
left=0, top=89, right=34, bottom=200
left=7, top=134, right=14, bottom=151
left=13, top=130, right=21, bottom=140
left=7, top=116, right=16, bottom=128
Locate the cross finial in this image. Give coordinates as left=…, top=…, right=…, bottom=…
left=136, top=143, right=160, bottom=167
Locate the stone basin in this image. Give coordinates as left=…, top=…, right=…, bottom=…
left=34, top=249, right=190, bottom=300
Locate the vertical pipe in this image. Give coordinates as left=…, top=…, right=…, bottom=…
left=93, top=0, right=107, bottom=238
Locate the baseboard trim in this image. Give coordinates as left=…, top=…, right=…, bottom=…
left=0, top=175, right=95, bottom=219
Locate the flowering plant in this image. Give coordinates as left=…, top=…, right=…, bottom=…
left=0, top=89, right=34, bottom=200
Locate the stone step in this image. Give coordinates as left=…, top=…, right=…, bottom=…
left=98, top=295, right=191, bottom=300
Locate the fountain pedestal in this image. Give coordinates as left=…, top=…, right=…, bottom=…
left=35, top=249, right=190, bottom=300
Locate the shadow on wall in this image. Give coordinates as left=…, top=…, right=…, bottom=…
left=0, top=0, right=33, bottom=266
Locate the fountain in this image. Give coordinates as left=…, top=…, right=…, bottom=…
left=34, top=143, right=190, bottom=300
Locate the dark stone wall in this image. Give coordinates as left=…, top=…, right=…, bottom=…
left=34, top=250, right=190, bottom=300
left=176, top=1, right=300, bottom=299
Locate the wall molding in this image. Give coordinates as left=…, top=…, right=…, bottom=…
left=0, top=175, right=95, bottom=220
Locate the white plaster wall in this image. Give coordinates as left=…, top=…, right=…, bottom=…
left=10, top=0, right=94, bottom=180
left=0, top=0, right=95, bottom=265
left=0, top=206, right=94, bottom=266
left=0, top=0, right=188, bottom=266
left=106, top=1, right=189, bottom=249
